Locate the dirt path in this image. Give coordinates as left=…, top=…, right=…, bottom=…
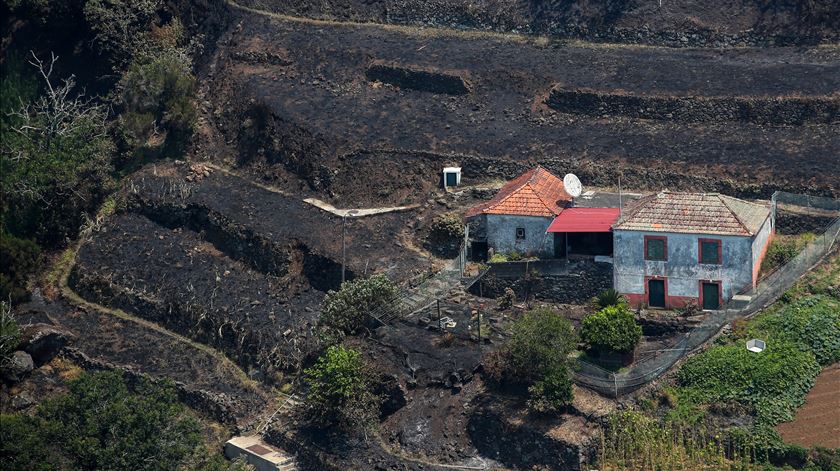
left=776, top=363, right=840, bottom=448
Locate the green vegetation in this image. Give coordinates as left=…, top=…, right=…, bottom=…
left=116, top=30, right=197, bottom=160
left=0, top=233, right=41, bottom=302
left=0, top=370, right=251, bottom=471
left=83, top=0, right=161, bottom=71
left=320, top=274, right=397, bottom=337
left=599, top=411, right=760, bottom=470
left=580, top=305, right=642, bottom=354
left=488, top=251, right=526, bottom=263
left=594, top=288, right=626, bottom=309
left=427, top=213, right=464, bottom=246
left=489, top=306, right=577, bottom=411
left=303, top=345, right=382, bottom=430
left=760, top=233, right=817, bottom=275
left=0, top=302, right=21, bottom=367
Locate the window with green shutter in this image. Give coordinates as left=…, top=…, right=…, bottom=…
left=645, top=236, right=667, bottom=261
left=700, top=239, right=722, bottom=264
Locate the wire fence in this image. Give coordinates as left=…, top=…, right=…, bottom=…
left=572, top=191, right=840, bottom=397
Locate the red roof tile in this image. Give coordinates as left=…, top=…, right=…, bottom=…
left=466, top=167, right=572, bottom=218
left=547, top=208, right=621, bottom=233
left=614, top=192, right=771, bottom=236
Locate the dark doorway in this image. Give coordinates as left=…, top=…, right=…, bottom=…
left=648, top=279, right=666, bottom=308
left=567, top=232, right=613, bottom=256
left=553, top=233, right=566, bottom=258
left=702, top=282, right=721, bottom=310
left=471, top=241, right=488, bottom=262
left=446, top=172, right=458, bottom=187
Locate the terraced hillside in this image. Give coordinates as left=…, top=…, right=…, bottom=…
left=194, top=5, right=840, bottom=208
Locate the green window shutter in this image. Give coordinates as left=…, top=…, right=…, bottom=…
left=700, top=241, right=721, bottom=264
left=647, top=239, right=665, bottom=260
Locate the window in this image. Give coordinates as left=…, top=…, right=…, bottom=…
left=645, top=236, right=667, bottom=261
left=699, top=239, right=722, bottom=264
left=515, top=228, right=525, bottom=240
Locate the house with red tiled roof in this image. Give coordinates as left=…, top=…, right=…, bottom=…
left=466, top=167, right=572, bottom=258
left=612, top=192, right=774, bottom=310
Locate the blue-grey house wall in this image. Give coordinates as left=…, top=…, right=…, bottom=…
left=613, top=229, right=757, bottom=308
left=485, top=214, right=554, bottom=257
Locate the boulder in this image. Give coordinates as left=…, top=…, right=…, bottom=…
left=2, top=351, right=35, bottom=384
left=21, top=324, right=73, bottom=365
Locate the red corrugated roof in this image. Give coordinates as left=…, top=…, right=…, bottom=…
left=465, top=167, right=571, bottom=218
left=547, top=208, right=621, bottom=233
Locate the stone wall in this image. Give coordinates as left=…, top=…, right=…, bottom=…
left=366, top=62, right=471, bottom=95
left=474, top=262, right=612, bottom=305
left=546, top=87, right=840, bottom=125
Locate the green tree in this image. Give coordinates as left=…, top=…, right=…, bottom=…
left=501, top=306, right=577, bottom=411
left=1, top=370, right=226, bottom=471
left=320, top=274, right=397, bottom=336
left=83, top=0, right=161, bottom=71
left=303, top=345, right=382, bottom=430
left=580, top=305, right=642, bottom=354
left=1, top=53, right=114, bottom=247
left=38, top=371, right=201, bottom=470
left=116, top=49, right=197, bottom=158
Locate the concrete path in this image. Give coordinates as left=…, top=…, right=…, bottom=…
left=303, top=198, right=419, bottom=217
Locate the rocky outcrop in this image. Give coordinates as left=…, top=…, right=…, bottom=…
left=20, top=324, right=73, bottom=365
left=2, top=351, right=34, bottom=384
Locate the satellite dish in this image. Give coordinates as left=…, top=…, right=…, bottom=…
left=563, top=173, right=582, bottom=198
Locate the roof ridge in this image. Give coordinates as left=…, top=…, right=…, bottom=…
left=523, top=181, right=558, bottom=215
left=718, top=194, right=755, bottom=235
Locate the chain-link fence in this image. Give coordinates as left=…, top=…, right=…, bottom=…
left=573, top=191, right=840, bottom=397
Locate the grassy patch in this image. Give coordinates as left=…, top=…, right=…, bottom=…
left=759, top=233, right=817, bottom=277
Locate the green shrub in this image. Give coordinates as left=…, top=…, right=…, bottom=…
left=428, top=213, right=464, bottom=245
left=0, top=302, right=21, bottom=367
left=488, top=253, right=508, bottom=263
left=303, top=345, right=381, bottom=429
left=0, top=233, right=41, bottom=303
left=677, top=340, right=820, bottom=425
left=594, top=288, right=626, bottom=309
left=761, top=233, right=816, bottom=274
left=0, top=370, right=230, bottom=471
left=500, top=306, right=577, bottom=411
left=1, top=59, right=114, bottom=248
left=84, top=0, right=161, bottom=71
left=118, top=49, right=197, bottom=157
left=320, top=274, right=397, bottom=336
left=748, top=295, right=840, bottom=365
left=580, top=305, right=642, bottom=354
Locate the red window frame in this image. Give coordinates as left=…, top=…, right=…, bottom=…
left=698, top=238, right=722, bottom=265
left=644, top=236, right=668, bottom=261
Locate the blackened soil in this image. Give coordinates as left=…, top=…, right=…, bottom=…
left=11, top=297, right=272, bottom=426
left=128, top=164, right=429, bottom=283
left=236, top=0, right=840, bottom=46
left=200, top=12, right=840, bottom=203
left=71, top=213, right=323, bottom=377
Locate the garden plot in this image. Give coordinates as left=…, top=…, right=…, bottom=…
left=71, top=213, right=323, bottom=378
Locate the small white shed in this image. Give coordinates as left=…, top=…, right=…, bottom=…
left=443, top=167, right=462, bottom=188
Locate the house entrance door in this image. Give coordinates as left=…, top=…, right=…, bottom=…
left=702, top=282, right=721, bottom=310
left=648, top=279, right=666, bottom=308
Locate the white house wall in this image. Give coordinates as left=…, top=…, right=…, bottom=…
left=613, top=229, right=755, bottom=303
left=485, top=214, right=554, bottom=256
